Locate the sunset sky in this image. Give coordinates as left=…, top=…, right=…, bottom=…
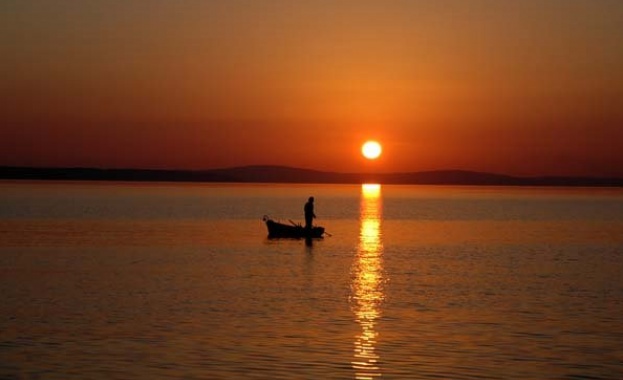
left=2, top=1, right=622, bottom=177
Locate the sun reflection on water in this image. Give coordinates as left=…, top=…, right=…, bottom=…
left=352, top=183, right=384, bottom=379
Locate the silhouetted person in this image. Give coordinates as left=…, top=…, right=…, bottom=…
left=304, top=196, right=316, bottom=230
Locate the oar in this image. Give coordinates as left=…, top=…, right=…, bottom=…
left=324, top=231, right=333, bottom=237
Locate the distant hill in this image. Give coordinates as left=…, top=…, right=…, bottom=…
left=1, top=165, right=622, bottom=187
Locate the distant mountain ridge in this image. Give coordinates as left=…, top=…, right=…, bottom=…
left=1, top=165, right=622, bottom=187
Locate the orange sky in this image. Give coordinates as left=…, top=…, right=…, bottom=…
left=2, top=1, right=622, bottom=177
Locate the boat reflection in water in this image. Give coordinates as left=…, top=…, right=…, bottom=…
left=351, top=183, right=384, bottom=379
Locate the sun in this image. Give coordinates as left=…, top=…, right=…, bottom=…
left=361, top=140, right=382, bottom=160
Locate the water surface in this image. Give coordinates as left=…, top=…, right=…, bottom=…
left=1, top=181, right=622, bottom=379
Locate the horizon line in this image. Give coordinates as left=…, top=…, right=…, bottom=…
left=1, top=164, right=622, bottom=182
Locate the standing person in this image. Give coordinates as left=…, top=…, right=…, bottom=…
left=304, top=196, right=316, bottom=230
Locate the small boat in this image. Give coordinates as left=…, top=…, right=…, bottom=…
left=263, top=216, right=325, bottom=239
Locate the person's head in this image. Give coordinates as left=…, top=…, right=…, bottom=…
left=308, top=196, right=314, bottom=203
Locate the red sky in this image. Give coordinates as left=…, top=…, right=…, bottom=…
left=2, top=1, right=622, bottom=177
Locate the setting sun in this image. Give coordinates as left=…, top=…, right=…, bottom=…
left=362, top=141, right=382, bottom=160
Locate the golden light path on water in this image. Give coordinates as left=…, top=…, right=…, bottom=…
left=352, top=183, right=384, bottom=379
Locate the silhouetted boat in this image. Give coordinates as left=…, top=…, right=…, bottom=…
left=263, top=216, right=325, bottom=239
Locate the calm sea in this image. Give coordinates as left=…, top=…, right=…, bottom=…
left=1, top=181, right=622, bottom=379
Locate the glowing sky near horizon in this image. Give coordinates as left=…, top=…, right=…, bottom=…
left=1, top=1, right=622, bottom=176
